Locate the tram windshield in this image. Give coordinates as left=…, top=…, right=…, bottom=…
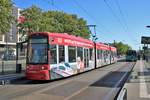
left=27, top=35, right=48, bottom=64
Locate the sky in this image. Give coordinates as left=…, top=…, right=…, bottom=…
left=13, top=0, right=150, bottom=50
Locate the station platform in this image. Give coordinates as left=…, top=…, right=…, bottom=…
left=124, top=60, right=150, bottom=100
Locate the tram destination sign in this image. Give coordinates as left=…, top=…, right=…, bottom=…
left=141, top=36, right=150, bottom=44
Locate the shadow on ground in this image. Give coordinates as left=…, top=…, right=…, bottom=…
left=90, top=71, right=128, bottom=88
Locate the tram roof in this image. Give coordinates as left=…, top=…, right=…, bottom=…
left=30, top=32, right=94, bottom=48
left=96, top=43, right=110, bottom=50
left=110, top=46, right=117, bottom=52
left=96, top=43, right=117, bottom=51
left=29, top=32, right=117, bottom=51
left=49, top=32, right=93, bottom=43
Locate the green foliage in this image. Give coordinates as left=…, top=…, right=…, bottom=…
left=112, top=41, right=132, bottom=55
left=0, top=0, right=13, bottom=34
left=18, top=5, right=90, bottom=39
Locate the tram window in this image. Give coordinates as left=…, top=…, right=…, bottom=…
left=112, top=52, right=115, bottom=61
left=104, top=50, right=107, bottom=62
left=101, top=50, right=103, bottom=58
left=108, top=51, right=111, bottom=58
left=110, top=51, right=112, bottom=57
left=77, top=47, right=83, bottom=61
left=107, top=51, right=110, bottom=58
left=97, top=50, right=99, bottom=59
left=102, top=50, right=105, bottom=58
left=99, top=50, right=101, bottom=59
left=50, top=45, right=57, bottom=64
left=105, top=51, right=108, bottom=58
left=59, top=45, right=65, bottom=63
left=99, top=50, right=102, bottom=59
left=89, top=48, right=93, bottom=60
left=68, top=46, right=76, bottom=62
left=108, top=51, right=111, bottom=59
left=97, top=50, right=100, bottom=59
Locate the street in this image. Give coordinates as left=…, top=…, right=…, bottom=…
left=1, top=0, right=150, bottom=100
left=0, top=61, right=135, bottom=100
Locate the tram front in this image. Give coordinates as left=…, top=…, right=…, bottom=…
left=26, top=33, right=50, bottom=80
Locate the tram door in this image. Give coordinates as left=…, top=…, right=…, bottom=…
left=84, top=48, right=89, bottom=68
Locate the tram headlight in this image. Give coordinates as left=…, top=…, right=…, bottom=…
left=26, top=66, right=30, bottom=70
left=41, top=66, right=48, bottom=70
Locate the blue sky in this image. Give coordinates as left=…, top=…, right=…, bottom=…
left=13, top=0, right=150, bottom=50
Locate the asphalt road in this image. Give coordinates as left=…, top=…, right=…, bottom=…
left=0, top=61, right=135, bottom=100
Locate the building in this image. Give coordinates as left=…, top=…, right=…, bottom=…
left=0, top=6, right=21, bottom=49
left=0, top=6, right=22, bottom=57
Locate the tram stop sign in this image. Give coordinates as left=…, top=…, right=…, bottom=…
left=141, top=36, right=150, bottom=44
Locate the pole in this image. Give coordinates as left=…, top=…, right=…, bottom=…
left=94, top=25, right=96, bottom=39
left=16, top=43, right=18, bottom=73
left=85, top=25, right=97, bottom=41
left=2, top=60, right=4, bottom=74
left=6, top=33, right=8, bottom=61
left=94, top=42, right=97, bottom=69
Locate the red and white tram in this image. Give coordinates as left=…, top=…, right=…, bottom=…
left=26, top=32, right=117, bottom=80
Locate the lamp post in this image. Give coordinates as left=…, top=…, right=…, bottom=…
left=146, top=24, right=150, bottom=28
left=143, top=26, right=150, bottom=61
left=145, top=26, right=150, bottom=48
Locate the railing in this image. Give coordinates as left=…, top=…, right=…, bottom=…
left=117, top=88, right=127, bottom=100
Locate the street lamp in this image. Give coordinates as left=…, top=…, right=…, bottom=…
left=145, top=26, right=150, bottom=47
left=143, top=26, right=150, bottom=61
left=146, top=25, right=150, bottom=28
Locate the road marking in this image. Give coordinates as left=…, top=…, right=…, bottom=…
left=139, top=60, right=150, bottom=98
left=65, top=86, right=88, bottom=100
left=35, top=79, right=74, bottom=94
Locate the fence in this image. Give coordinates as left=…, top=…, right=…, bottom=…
left=0, top=42, right=26, bottom=75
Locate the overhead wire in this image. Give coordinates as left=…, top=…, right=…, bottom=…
left=104, top=0, right=138, bottom=43
left=115, top=0, right=129, bottom=32
left=73, top=0, right=113, bottom=35
left=103, top=0, right=128, bottom=32
left=114, top=0, right=138, bottom=43
left=43, top=0, right=113, bottom=42
left=73, top=0, right=117, bottom=43
left=43, top=0, right=63, bottom=11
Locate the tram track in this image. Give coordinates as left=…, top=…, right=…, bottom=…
left=10, top=61, right=126, bottom=85
left=0, top=61, right=135, bottom=100
left=65, top=62, right=135, bottom=100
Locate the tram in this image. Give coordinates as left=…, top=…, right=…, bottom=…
left=126, top=50, right=137, bottom=62
left=26, top=32, right=117, bottom=80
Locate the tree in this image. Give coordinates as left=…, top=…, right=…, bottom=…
left=19, top=6, right=43, bottom=32
left=17, top=5, right=91, bottom=39
left=112, top=41, right=132, bottom=55
left=0, top=0, right=13, bottom=34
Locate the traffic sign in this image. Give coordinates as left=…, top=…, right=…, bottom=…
left=141, top=36, right=150, bottom=44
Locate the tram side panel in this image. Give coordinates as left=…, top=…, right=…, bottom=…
left=95, top=43, right=110, bottom=68
left=49, top=45, right=95, bottom=80
left=110, top=47, right=117, bottom=63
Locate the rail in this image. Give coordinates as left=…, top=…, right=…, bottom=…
left=117, top=88, right=127, bottom=100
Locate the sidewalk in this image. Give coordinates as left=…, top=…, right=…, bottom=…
left=124, top=60, right=150, bottom=100
left=0, top=72, right=25, bottom=85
